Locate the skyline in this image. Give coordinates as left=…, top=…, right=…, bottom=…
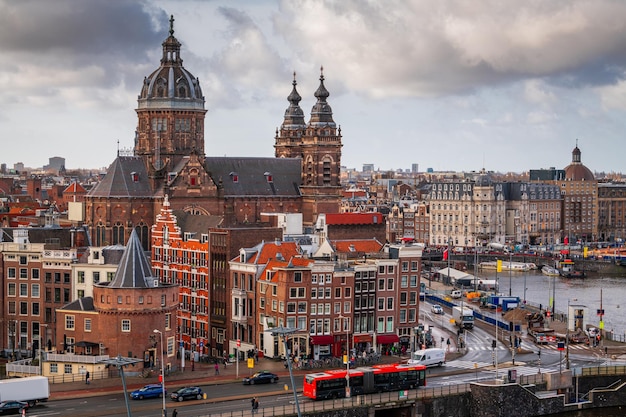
left=1, top=0, right=626, bottom=174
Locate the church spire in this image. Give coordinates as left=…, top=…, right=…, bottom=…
left=308, top=66, right=335, bottom=128
left=281, top=71, right=306, bottom=130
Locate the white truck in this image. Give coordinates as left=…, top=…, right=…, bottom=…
left=408, top=348, right=446, bottom=367
left=452, top=306, right=475, bottom=330
left=0, top=376, right=49, bottom=406
left=487, top=242, right=510, bottom=253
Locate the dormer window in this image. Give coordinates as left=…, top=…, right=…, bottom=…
left=264, top=172, right=273, bottom=183
left=130, top=172, right=139, bottom=182
left=230, top=172, right=239, bottom=183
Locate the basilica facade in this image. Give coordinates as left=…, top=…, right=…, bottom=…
left=84, top=16, right=342, bottom=249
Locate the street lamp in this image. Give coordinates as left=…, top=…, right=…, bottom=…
left=153, top=329, right=166, bottom=417
left=267, top=327, right=301, bottom=417
left=566, top=298, right=577, bottom=370
left=39, top=324, right=48, bottom=375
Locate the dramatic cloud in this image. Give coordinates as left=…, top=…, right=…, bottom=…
left=0, top=0, right=625, bottom=173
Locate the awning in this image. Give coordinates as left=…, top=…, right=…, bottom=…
left=75, top=341, right=99, bottom=348
left=353, top=334, right=373, bottom=343
left=310, top=335, right=334, bottom=345
left=376, top=334, right=400, bottom=344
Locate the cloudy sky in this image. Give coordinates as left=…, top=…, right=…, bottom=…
left=1, top=0, right=626, bottom=174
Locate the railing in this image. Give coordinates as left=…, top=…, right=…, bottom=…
left=46, top=354, right=110, bottom=364
left=205, top=373, right=546, bottom=417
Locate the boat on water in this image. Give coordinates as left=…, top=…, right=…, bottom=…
left=558, top=259, right=586, bottom=278
left=479, top=261, right=536, bottom=272
left=541, top=265, right=559, bottom=277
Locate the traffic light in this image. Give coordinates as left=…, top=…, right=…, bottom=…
left=492, top=339, right=497, bottom=349
left=537, top=350, right=541, bottom=357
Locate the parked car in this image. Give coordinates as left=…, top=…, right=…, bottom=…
left=431, top=304, right=444, bottom=315
left=170, top=386, right=203, bottom=402
left=243, top=371, right=279, bottom=385
left=0, top=401, right=28, bottom=415
left=130, top=384, right=166, bottom=400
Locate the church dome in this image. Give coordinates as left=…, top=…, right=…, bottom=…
left=138, top=15, right=204, bottom=109
left=564, top=145, right=594, bottom=181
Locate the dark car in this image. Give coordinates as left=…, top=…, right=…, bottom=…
left=0, top=401, right=28, bottom=415
left=130, top=384, right=166, bottom=400
left=170, top=386, right=203, bottom=402
left=242, top=371, right=279, bottom=385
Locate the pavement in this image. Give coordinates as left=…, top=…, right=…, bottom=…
left=48, top=352, right=422, bottom=402
left=49, top=277, right=625, bottom=402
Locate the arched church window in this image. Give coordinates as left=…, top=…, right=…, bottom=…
left=112, top=223, right=125, bottom=245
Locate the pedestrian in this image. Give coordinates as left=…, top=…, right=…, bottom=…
left=251, top=397, right=257, bottom=413
left=253, top=397, right=259, bottom=413
left=85, top=371, right=90, bottom=385
left=446, top=338, right=451, bottom=352
left=214, top=362, right=220, bottom=375
left=172, top=409, right=178, bottom=417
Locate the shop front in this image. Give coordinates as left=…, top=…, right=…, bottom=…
left=376, top=334, right=400, bottom=355
left=310, top=335, right=334, bottom=360
left=353, top=334, right=373, bottom=354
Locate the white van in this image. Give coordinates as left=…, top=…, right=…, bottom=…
left=407, top=348, right=446, bottom=367
left=451, top=290, right=462, bottom=299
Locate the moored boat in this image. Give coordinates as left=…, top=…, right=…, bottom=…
left=541, top=265, right=559, bottom=276
left=558, top=259, right=586, bottom=278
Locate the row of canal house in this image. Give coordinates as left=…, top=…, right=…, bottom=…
left=229, top=239, right=424, bottom=360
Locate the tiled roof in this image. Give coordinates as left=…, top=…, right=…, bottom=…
left=63, top=182, right=87, bottom=194
left=59, top=297, right=95, bottom=312
left=172, top=210, right=223, bottom=234
left=247, top=241, right=300, bottom=265
left=331, top=239, right=384, bottom=253
left=324, top=212, right=384, bottom=225
left=109, top=229, right=156, bottom=288
left=206, top=157, right=301, bottom=197
left=88, top=156, right=153, bottom=198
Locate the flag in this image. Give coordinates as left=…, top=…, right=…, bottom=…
left=443, top=248, right=448, bottom=260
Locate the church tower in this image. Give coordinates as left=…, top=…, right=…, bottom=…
left=275, top=68, right=343, bottom=224
left=134, top=15, right=207, bottom=184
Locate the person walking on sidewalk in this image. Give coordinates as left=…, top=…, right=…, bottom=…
left=214, top=362, right=220, bottom=375
left=251, top=397, right=259, bottom=414
left=172, top=409, right=178, bottom=417
left=85, top=371, right=90, bottom=385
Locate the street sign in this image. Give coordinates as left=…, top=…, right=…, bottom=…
left=237, top=339, right=241, bottom=347
left=557, top=342, right=565, bottom=351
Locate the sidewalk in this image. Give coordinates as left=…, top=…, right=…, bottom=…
left=49, top=353, right=421, bottom=401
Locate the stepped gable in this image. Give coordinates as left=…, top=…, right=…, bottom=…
left=205, top=157, right=301, bottom=197
left=109, top=229, right=156, bottom=288
left=88, top=156, right=152, bottom=198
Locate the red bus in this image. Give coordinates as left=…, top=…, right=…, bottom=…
left=302, top=363, right=426, bottom=400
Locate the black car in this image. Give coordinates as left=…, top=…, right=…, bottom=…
left=242, top=371, right=279, bottom=385
left=170, top=386, right=203, bottom=402
left=0, top=401, right=28, bottom=415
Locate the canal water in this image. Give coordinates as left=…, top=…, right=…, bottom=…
left=471, top=269, right=626, bottom=338
left=558, top=406, right=626, bottom=416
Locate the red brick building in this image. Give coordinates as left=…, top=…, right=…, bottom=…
left=56, top=230, right=178, bottom=370
left=84, top=16, right=343, bottom=250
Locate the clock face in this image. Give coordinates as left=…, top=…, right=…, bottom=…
left=95, top=205, right=104, bottom=217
